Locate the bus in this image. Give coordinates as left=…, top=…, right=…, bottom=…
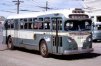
left=3, top=8, right=93, bottom=57
left=92, top=22, right=101, bottom=41
left=90, top=13, right=101, bottom=41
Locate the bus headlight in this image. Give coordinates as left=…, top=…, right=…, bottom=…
left=67, top=39, right=72, bottom=42
left=67, top=37, right=73, bottom=43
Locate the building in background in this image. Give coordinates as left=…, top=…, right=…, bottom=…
left=84, top=0, right=101, bottom=41
left=0, top=16, right=5, bottom=24
left=0, top=16, right=5, bottom=32
left=84, top=0, right=101, bottom=22
left=0, top=16, right=5, bottom=44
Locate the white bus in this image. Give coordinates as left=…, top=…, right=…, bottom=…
left=3, top=8, right=93, bottom=57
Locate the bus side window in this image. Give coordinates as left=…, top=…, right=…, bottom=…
left=28, top=18, right=33, bottom=29
left=28, top=18, right=32, bottom=22
left=24, top=18, right=27, bottom=22
left=33, top=22, right=43, bottom=29
left=39, top=18, right=43, bottom=21
left=44, top=17, right=50, bottom=29
left=14, top=19, right=19, bottom=30
left=44, top=22, right=50, bottom=29
left=24, top=23, right=28, bottom=29
left=10, top=19, right=14, bottom=29
left=52, top=19, right=56, bottom=30
left=7, top=19, right=15, bottom=30
left=6, top=20, right=11, bottom=29
left=52, top=17, right=62, bottom=30
left=28, top=23, right=32, bottom=29
left=20, top=19, right=24, bottom=29
left=33, top=23, right=37, bottom=29
left=23, top=18, right=28, bottom=29
left=58, top=20, right=62, bottom=30
left=33, top=18, right=37, bottom=22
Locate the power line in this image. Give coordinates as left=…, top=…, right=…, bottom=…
left=20, top=9, right=39, bottom=12
left=12, top=0, right=24, bottom=14
left=36, top=1, right=57, bottom=11
left=0, top=10, right=15, bottom=13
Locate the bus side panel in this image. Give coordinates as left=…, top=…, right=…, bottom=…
left=36, top=33, right=53, bottom=53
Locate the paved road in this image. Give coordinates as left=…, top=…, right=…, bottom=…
left=0, top=42, right=101, bottom=66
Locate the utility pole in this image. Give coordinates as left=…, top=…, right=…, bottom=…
left=36, top=1, right=54, bottom=11
left=46, top=1, right=48, bottom=11
left=12, top=0, right=24, bottom=14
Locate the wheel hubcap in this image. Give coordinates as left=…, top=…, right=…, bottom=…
left=41, top=43, right=47, bottom=55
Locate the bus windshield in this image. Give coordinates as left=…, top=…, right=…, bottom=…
left=64, top=20, right=92, bottom=31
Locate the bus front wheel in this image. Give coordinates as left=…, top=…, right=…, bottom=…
left=7, top=37, right=14, bottom=50
left=40, top=40, right=48, bottom=58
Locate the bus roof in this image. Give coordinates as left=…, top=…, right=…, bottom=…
left=7, top=9, right=72, bottom=19
left=7, top=8, right=88, bottom=19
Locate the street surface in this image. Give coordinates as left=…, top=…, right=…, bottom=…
left=0, top=42, right=101, bottom=66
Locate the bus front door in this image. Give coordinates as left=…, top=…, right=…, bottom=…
left=52, top=18, right=62, bottom=54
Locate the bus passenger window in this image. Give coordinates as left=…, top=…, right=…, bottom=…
left=28, top=18, right=32, bottom=22
left=11, top=23, right=14, bottom=29
left=58, top=20, right=62, bottom=30
left=14, top=19, right=19, bottom=29
left=44, top=22, right=50, bottom=29
left=10, top=19, right=14, bottom=29
left=7, top=20, right=11, bottom=29
left=33, top=18, right=37, bottom=22
left=33, top=22, right=43, bottom=29
left=28, top=23, right=32, bottom=29
left=33, top=23, right=37, bottom=29
left=24, top=18, right=27, bottom=22
left=24, top=23, right=28, bottom=29
left=20, top=22, right=24, bottom=29
left=53, top=22, right=56, bottom=30
left=44, top=17, right=50, bottom=22
left=20, top=19, right=24, bottom=29
left=39, top=18, right=43, bottom=21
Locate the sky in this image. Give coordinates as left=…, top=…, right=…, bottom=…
left=0, top=0, right=84, bottom=17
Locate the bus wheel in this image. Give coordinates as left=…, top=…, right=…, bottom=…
left=40, top=40, right=48, bottom=58
left=7, top=37, right=14, bottom=50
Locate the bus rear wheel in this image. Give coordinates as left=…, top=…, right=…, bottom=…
left=40, top=40, right=48, bottom=58
left=7, top=37, right=14, bottom=50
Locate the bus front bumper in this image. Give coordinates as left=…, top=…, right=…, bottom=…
left=63, top=48, right=94, bottom=55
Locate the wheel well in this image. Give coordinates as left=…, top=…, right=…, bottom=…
left=8, top=35, right=11, bottom=38
left=39, top=39, right=45, bottom=50
left=6, top=35, right=11, bottom=44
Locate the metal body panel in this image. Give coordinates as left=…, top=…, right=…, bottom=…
left=92, top=31, right=101, bottom=40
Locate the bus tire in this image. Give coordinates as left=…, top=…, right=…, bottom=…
left=7, top=37, right=14, bottom=50
left=40, top=40, right=48, bottom=58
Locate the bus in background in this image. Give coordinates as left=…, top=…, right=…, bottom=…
left=91, top=14, right=101, bottom=41
left=3, top=8, right=93, bottom=57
